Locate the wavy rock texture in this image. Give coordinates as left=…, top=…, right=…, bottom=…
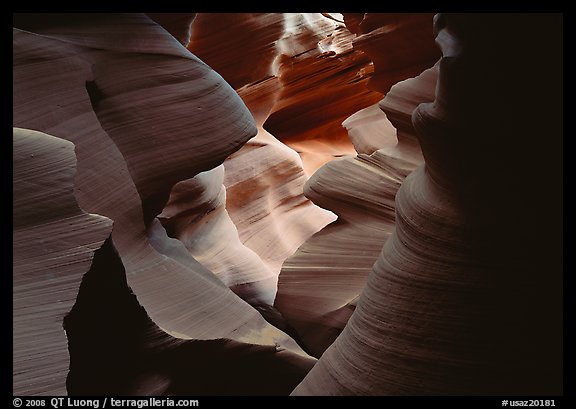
left=14, top=12, right=561, bottom=397
left=158, top=165, right=279, bottom=305
left=342, top=104, right=398, bottom=155
left=186, top=14, right=437, bottom=313
left=13, top=128, right=113, bottom=395
left=188, top=14, right=340, bottom=301
left=188, top=13, right=285, bottom=90
left=232, top=78, right=338, bottom=271
left=13, top=13, right=314, bottom=395
left=147, top=13, right=197, bottom=46
left=262, top=14, right=383, bottom=174
left=274, top=14, right=439, bottom=357
left=189, top=13, right=386, bottom=174
left=342, top=13, right=440, bottom=94
left=275, top=64, right=438, bottom=357
left=293, top=13, right=562, bottom=395
left=65, top=236, right=315, bottom=396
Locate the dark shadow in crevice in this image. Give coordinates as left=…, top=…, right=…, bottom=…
left=64, top=236, right=315, bottom=396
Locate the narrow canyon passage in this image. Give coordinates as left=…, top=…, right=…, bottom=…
left=12, top=13, right=562, bottom=396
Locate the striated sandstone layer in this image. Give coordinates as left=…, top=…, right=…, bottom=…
left=225, top=78, right=337, bottom=289
left=13, top=13, right=315, bottom=395
left=188, top=13, right=284, bottom=90
left=274, top=13, right=439, bottom=357
left=64, top=236, right=315, bottom=395
left=13, top=128, right=113, bottom=395
left=275, top=64, right=438, bottom=357
left=262, top=14, right=382, bottom=174
left=14, top=12, right=561, bottom=397
left=188, top=16, right=339, bottom=301
left=190, top=13, right=384, bottom=174
left=342, top=13, right=440, bottom=94
left=186, top=15, right=439, bottom=319
left=101, top=13, right=337, bottom=308
left=293, top=13, right=562, bottom=395
left=158, top=165, right=279, bottom=306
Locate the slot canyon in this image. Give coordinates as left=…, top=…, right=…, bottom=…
left=13, top=13, right=563, bottom=396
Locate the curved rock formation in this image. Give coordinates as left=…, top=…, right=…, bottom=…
left=187, top=15, right=439, bottom=319
left=13, top=13, right=314, bottom=394
left=147, top=13, right=197, bottom=46
left=13, top=12, right=562, bottom=397
left=275, top=64, right=438, bottom=357
left=342, top=13, right=440, bottom=94
left=158, top=165, right=278, bottom=305
left=188, top=17, right=338, bottom=301
left=342, top=103, right=398, bottom=155
left=65, top=236, right=315, bottom=396
left=293, top=13, right=562, bottom=395
left=190, top=13, right=386, bottom=174
left=13, top=128, right=112, bottom=395
left=263, top=15, right=382, bottom=174
left=225, top=78, right=337, bottom=289
left=188, top=13, right=285, bottom=90
left=274, top=13, right=440, bottom=358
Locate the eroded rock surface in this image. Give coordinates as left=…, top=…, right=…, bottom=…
left=13, top=13, right=562, bottom=397
left=13, top=128, right=112, bottom=395
left=293, top=13, right=562, bottom=395
left=13, top=13, right=314, bottom=395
